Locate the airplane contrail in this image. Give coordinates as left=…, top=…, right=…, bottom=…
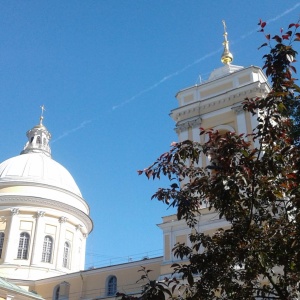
left=240, top=3, right=300, bottom=40
left=55, top=2, right=300, bottom=141
left=111, top=48, right=222, bottom=110
left=51, top=120, right=92, bottom=143
left=112, top=2, right=300, bottom=110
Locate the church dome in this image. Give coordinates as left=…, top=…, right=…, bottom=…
left=0, top=153, right=82, bottom=197
left=0, top=111, right=83, bottom=198
left=0, top=110, right=92, bottom=281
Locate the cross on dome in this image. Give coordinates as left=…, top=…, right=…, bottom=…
left=221, top=20, right=233, bottom=65
left=40, top=104, right=46, bottom=125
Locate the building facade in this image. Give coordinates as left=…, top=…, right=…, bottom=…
left=0, top=27, right=270, bottom=300
left=0, top=114, right=93, bottom=298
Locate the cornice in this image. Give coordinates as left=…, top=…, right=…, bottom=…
left=171, top=82, right=269, bottom=122
left=33, top=256, right=163, bottom=285
left=0, top=195, right=93, bottom=233
left=0, top=180, right=90, bottom=214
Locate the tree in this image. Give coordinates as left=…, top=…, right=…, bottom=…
left=138, top=20, right=300, bottom=299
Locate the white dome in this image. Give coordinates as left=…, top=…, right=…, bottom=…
left=0, top=153, right=82, bottom=197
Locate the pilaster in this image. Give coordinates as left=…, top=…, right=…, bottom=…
left=232, top=104, right=248, bottom=139
left=55, top=216, right=67, bottom=269
left=31, top=211, right=45, bottom=265
left=3, top=208, right=19, bottom=263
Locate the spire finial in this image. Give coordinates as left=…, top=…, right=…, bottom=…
left=21, top=105, right=51, bottom=156
left=221, top=20, right=233, bottom=65
left=40, top=105, right=46, bottom=125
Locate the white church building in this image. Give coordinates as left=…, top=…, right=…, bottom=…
left=0, top=25, right=270, bottom=299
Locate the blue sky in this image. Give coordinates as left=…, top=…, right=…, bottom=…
left=0, top=1, right=299, bottom=268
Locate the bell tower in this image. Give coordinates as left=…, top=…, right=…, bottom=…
left=170, top=21, right=270, bottom=154
left=159, top=22, right=271, bottom=277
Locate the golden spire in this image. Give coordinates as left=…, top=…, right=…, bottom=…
left=221, top=20, right=233, bottom=65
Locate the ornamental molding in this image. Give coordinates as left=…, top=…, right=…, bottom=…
left=0, top=180, right=89, bottom=214
left=175, top=117, right=202, bottom=133
left=231, top=105, right=244, bottom=114
left=59, top=216, right=68, bottom=223
left=0, top=196, right=92, bottom=232
left=75, top=224, right=83, bottom=231
left=10, top=208, right=19, bottom=216
left=172, top=83, right=268, bottom=122
left=36, top=210, right=45, bottom=218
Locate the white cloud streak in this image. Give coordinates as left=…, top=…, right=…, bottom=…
left=112, top=2, right=300, bottom=110
left=111, top=47, right=222, bottom=111
left=55, top=3, right=300, bottom=142
left=51, top=120, right=92, bottom=143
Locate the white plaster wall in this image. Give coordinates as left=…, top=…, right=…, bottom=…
left=0, top=205, right=87, bottom=280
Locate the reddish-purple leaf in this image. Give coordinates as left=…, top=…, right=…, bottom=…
left=272, top=35, right=282, bottom=43
left=294, top=33, right=300, bottom=41
left=290, top=65, right=297, bottom=73
left=259, top=19, right=266, bottom=28
left=258, top=42, right=268, bottom=50
left=282, top=34, right=289, bottom=40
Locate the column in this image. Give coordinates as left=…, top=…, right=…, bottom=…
left=31, top=211, right=45, bottom=265
left=3, top=208, right=19, bottom=263
left=55, top=216, right=67, bottom=269
left=191, top=118, right=202, bottom=143
left=71, top=224, right=82, bottom=271
left=175, top=123, right=189, bottom=142
left=232, top=105, right=248, bottom=138
left=80, top=233, right=87, bottom=270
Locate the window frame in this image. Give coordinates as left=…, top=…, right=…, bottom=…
left=107, top=275, right=117, bottom=296
left=62, top=241, right=71, bottom=269
left=17, top=232, right=30, bottom=260
left=42, top=235, right=53, bottom=263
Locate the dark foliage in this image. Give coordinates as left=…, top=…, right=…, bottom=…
left=129, top=20, right=300, bottom=300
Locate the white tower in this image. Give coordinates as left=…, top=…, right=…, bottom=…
left=0, top=110, right=93, bottom=280
left=159, top=22, right=271, bottom=277
left=170, top=21, right=270, bottom=147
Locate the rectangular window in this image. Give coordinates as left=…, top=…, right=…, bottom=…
left=17, top=232, right=30, bottom=259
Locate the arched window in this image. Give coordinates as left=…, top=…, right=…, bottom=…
left=0, top=232, right=4, bottom=258
left=52, top=282, right=70, bottom=300
left=107, top=275, right=117, bottom=296
left=42, top=236, right=53, bottom=263
left=17, top=232, right=30, bottom=259
left=62, top=242, right=70, bottom=268
left=37, top=136, right=41, bottom=144
left=53, top=285, right=60, bottom=300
